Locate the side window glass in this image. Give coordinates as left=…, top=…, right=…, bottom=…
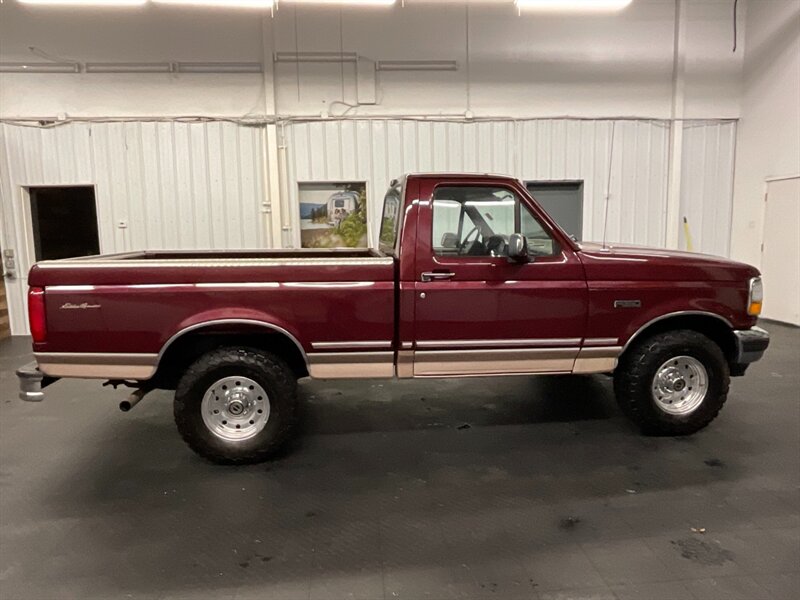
left=521, top=205, right=559, bottom=257
left=431, top=199, right=463, bottom=253
left=379, top=185, right=401, bottom=254
left=432, top=186, right=516, bottom=257
left=432, top=185, right=558, bottom=258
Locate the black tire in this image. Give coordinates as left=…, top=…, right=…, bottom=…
left=614, top=329, right=730, bottom=436
left=174, top=347, right=297, bottom=464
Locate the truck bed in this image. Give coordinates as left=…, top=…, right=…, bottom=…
left=29, top=249, right=397, bottom=379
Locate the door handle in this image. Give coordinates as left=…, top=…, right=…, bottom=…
left=421, top=271, right=455, bottom=282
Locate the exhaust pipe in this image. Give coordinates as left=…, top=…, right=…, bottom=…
left=120, top=388, right=149, bottom=412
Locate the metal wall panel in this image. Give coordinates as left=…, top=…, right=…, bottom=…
left=284, top=119, right=674, bottom=249
left=0, top=118, right=735, bottom=335
left=679, top=121, right=736, bottom=257
left=0, top=121, right=268, bottom=334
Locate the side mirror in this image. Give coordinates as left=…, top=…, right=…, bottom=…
left=507, top=233, right=529, bottom=263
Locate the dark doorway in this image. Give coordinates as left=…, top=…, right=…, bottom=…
left=28, top=187, right=100, bottom=261
left=526, top=181, right=584, bottom=241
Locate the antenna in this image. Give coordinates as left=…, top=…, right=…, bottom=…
left=602, top=121, right=616, bottom=249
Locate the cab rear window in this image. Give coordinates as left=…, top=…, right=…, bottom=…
left=379, top=184, right=402, bottom=255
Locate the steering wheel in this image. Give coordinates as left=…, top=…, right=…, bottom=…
left=458, top=226, right=480, bottom=255
left=486, top=234, right=509, bottom=257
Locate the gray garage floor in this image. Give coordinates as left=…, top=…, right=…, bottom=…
left=0, top=323, right=798, bottom=600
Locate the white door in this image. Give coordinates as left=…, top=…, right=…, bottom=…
left=761, top=177, right=800, bottom=325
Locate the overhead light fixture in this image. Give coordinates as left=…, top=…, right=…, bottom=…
left=515, top=0, right=633, bottom=11
left=152, top=0, right=273, bottom=7
left=274, top=52, right=358, bottom=64
left=0, top=62, right=81, bottom=73
left=175, top=62, right=263, bottom=73
left=282, top=0, right=395, bottom=5
left=85, top=62, right=173, bottom=73
left=376, top=60, right=458, bottom=72
left=17, top=0, right=146, bottom=5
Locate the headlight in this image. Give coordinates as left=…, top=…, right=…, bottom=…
left=748, top=276, right=763, bottom=316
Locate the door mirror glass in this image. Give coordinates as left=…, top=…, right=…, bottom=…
left=507, top=233, right=529, bottom=263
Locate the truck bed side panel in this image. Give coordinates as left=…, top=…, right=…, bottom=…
left=35, top=259, right=396, bottom=366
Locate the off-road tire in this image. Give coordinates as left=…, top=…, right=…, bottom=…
left=614, top=329, right=729, bottom=436
left=174, top=347, right=297, bottom=464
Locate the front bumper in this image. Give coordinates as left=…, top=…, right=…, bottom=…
left=16, top=362, right=58, bottom=402
left=732, top=326, right=770, bottom=370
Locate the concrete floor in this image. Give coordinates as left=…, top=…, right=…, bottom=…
left=0, top=324, right=798, bottom=600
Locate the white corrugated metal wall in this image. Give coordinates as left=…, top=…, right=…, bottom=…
left=0, top=118, right=736, bottom=334
left=285, top=119, right=734, bottom=252
left=679, top=121, right=737, bottom=257
left=285, top=119, right=666, bottom=248
left=0, top=121, right=269, bottom=334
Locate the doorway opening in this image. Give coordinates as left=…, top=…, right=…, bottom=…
left=526, top=181, right=584, bottom=241
left=27, top=186, right=100, bottom=261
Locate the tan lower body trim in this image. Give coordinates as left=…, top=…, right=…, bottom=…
left=572, top=347, right=622, bottom=374
left=396, top=350, right=414, bottom=378
left=35, top=352, right=158, bottom=380
left=308, top=352, right=394, bottom=379
left=413, top=348, right=578, bottom=377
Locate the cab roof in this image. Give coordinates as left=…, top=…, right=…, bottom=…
left=404, top=172, right=518, bottom=180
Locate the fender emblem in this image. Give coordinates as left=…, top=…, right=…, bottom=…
left=614, top=300, right=642, bottom=308
left=60, top=302, right=101, bottom=310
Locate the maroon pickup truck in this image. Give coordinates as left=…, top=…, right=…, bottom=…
left=17, top=173, right=769, bottom=464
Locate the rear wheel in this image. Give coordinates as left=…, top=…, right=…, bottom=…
left=614, top=330, right=729, bottom=435
left=174, top=347, right=297, bottom=464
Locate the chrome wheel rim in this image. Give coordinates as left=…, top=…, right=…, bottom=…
left=651, top=355, right=708, bottom=416
left=201, top=376, right=270, bottom=442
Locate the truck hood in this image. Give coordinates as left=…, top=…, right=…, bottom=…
left=576, top=242, right=759, bottom=282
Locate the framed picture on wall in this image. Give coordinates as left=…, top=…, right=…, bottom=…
left=298, top=181, right=368, bottom=249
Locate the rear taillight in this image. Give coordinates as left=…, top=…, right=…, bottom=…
left=28, top=287, right=47, bottom=344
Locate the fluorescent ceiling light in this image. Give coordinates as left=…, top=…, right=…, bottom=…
left=515, top=0, right=633, bottom=11
left=176, top=62, right=263, bottom=73
left=283, top=0, right=395, bottom=5
left=274, top=52, right=358, bottom=63
left=85, top=62, right=173, bottom=73
left=0, top=62, right=81, bottom=73
left=152, top=0, right=273, bottom=7
left=18, top=0, right=146, bottom=5
left=376, top=60, right=458, bottom=72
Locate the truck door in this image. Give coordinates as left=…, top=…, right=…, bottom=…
left=412, top=179, right=588, bottom=377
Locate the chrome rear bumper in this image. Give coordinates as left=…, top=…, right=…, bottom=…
left=16, top=362, right=58, bottom=402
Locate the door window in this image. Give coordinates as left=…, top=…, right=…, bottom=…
left=521, top=205, right=558, bottom=257
left=432, top=185, right=558, bottom=258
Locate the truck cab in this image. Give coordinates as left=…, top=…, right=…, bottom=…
left=384, top=174, right=590, bottom=378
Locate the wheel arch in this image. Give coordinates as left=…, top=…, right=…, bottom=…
left=152, top=319, right=309, bottom=388
left=620, top=311, right=737, bottom=365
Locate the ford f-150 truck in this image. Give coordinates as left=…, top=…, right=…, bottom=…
left=17, top=173, right=770, bottom=464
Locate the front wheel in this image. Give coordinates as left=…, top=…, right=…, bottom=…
left=614, top=330, right=730, bottom=436
left=174, top=347, right=298, bottom=464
